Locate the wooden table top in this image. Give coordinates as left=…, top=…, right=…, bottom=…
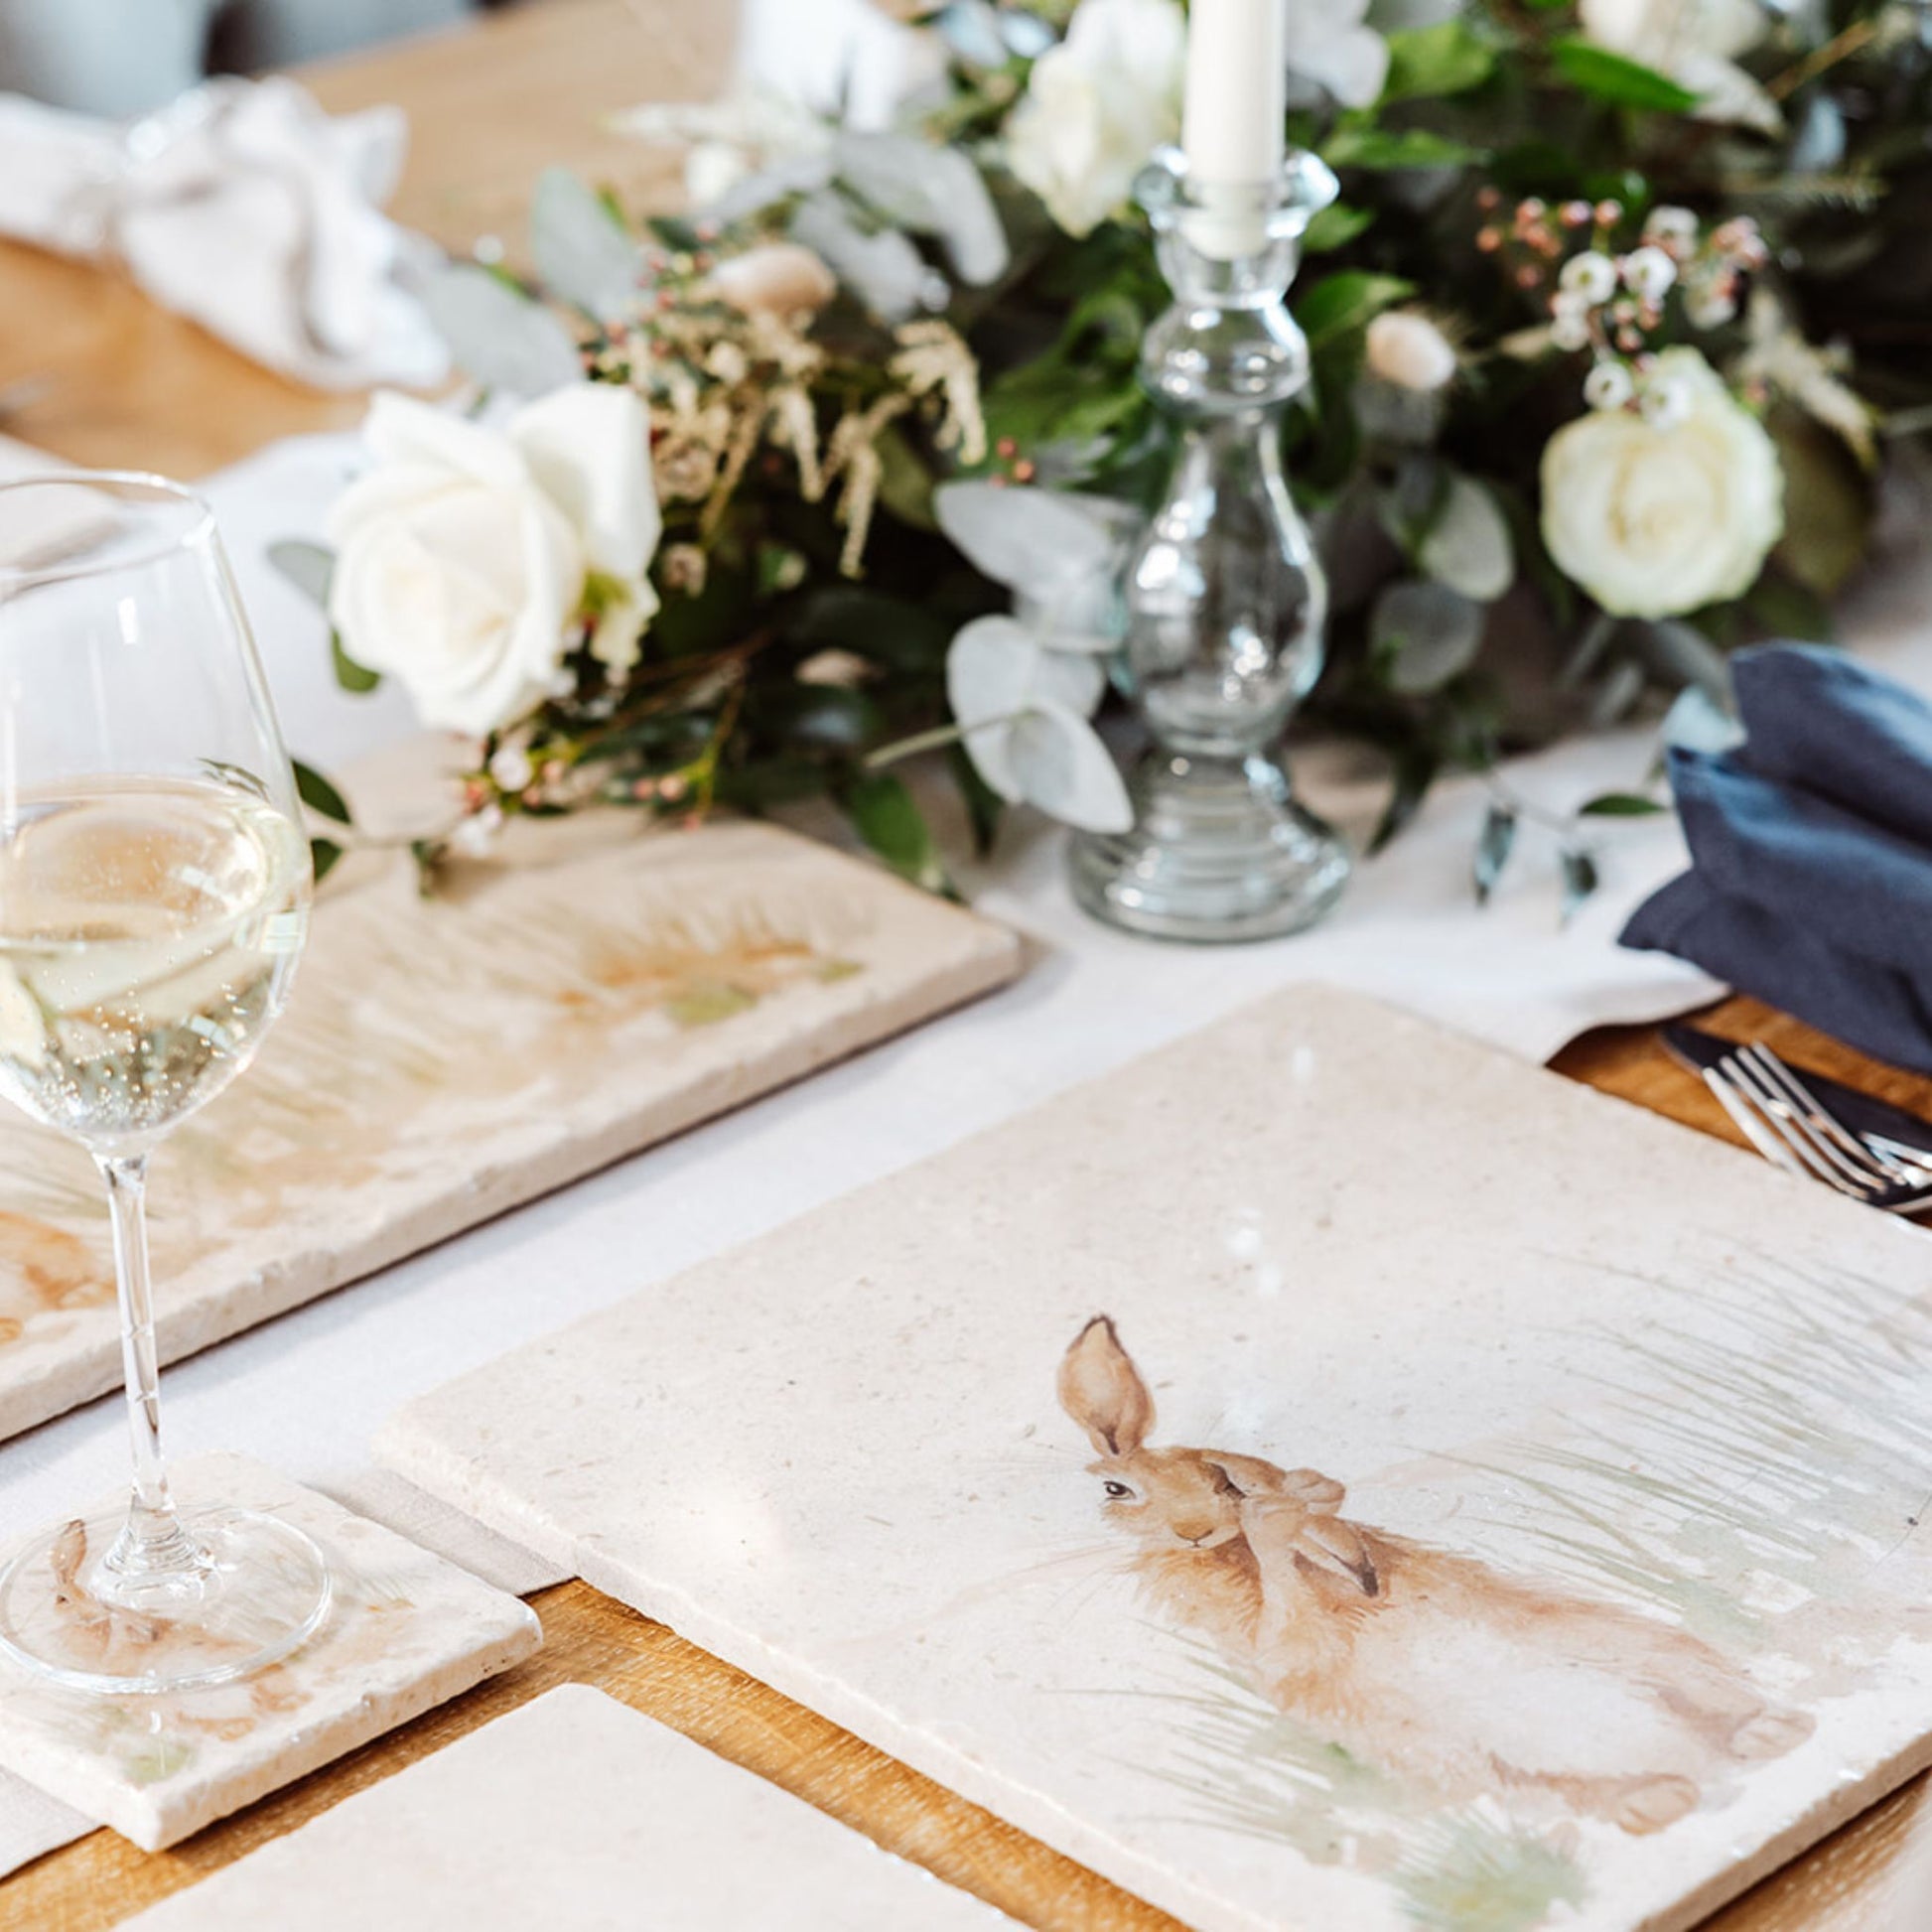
left=0, top=3, right=1926, bottom=1927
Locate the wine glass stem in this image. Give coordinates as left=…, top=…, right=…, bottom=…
left=97, top=1153, right=201, bottom=1586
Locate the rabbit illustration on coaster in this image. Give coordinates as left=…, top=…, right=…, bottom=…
left=1058, top=1315, right=1814, bottom=1835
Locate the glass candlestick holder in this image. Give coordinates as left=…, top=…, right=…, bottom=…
left=1069, top=147, right=1350, bottom=943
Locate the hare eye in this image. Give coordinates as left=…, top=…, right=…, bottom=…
left=1102, top=1479, right=1134, bottom=1500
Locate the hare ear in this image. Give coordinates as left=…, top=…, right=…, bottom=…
left=1058, top=1315, right=1155, bottom=1457
left=1279, top=1467, right=1346, bottom=1514
left=1236, top=1460, right=1347, bottom=1513
left=1296, top=1517, right=1380, bottom=1597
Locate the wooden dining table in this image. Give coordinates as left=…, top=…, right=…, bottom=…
left=0, top=2, right=1925, bottom=1926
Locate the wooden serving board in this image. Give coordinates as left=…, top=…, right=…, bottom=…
left=0, top=812, right=1021, bottom=1440
left=381, top=982, right=1932, bottom=1932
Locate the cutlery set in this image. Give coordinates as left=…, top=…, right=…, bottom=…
left=1664, top=1024, right=1932, bottom=1216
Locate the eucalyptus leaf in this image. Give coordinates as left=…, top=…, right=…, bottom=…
left=267, top=538, right=334, bottom=611
left=418, top=263, right=583, bottom=396
left=1418, top=475, right=1513, bottom=603
left=1640, top=620, right=1731, bottom=700
left=1661, top=685, right=1745, bottom=755
left=1473, top=800, right=1518, bottom=905
left=1559, top=845, right=1599, bottom=923
left=833, top=133, right=1010, bottom=286
left=530, top=168, right=645, bottom=319
left=790, top=194, right=929, bottom=323
left=310, top=838, right=345, bottom=885
left=1375, top=580, right=1485, bottom=693
left=1586, top=657, right=1646, bottom=728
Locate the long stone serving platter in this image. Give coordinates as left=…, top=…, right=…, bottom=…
left=0, top=1453, right=540, bottom=1849
left=120, top=1684, right=1016, bottom=1929
left=0, top=811, right=1020, bottom=1440
left=380, top=982, right=1932, bottom=1932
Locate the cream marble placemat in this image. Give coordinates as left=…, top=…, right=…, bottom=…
left=121, top=1684, right=1015, bottom=1929
left=381, top=981, right=1932, bottom=1932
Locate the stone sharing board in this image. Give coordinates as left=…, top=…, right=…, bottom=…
left=0, top=815, right=1020, bottom=1441
left=120, top=1685, right=1016, bottom=1930
left=382, top=982, right=1932, bottom=1932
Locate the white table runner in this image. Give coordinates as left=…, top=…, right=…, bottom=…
left=0, top=428, right=1926, bottom=1872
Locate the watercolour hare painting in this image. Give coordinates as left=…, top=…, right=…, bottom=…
left=1058, top=1315, right=1816, bottom=1837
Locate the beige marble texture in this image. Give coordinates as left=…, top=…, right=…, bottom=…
left=119, top=1683, right=1016, bottom=1928
left=0, top=1452, right=540, bottom=1850
left=0, top=812, right=1021, bottom=1442
left=381, top=983, right=1932, bottom=1932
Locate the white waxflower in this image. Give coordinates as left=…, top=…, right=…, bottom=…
left=1621, top=245, right=1678, bottom=300
left=1364, top=312, right=1458, bottom=392
left=1579, top=0, right=1781, bottom=132
left=1639, top=370, right=1694, bottom=429
left=328, top=385, right=661, bottom=736
left=946, top=616, right=1132, bottom=833
left=1643, top=205, right=1700, bottom=248
left=1559, top=252, right=1618, bottom=304
left=1550, top=301, right=1591, bottom=352
left=488, top=746, right=535, bottom=792
left=1583, top=361, right=1634, bottom=411
left=934, top=481, right=1134, bottom=652
left=1542, top=347, right=1783, bottom=618
left=1005, top=0, right=1185, bottom=238
left=1684, top=272, right=1738, bottom=329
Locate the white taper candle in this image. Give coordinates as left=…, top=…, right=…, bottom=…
left=1180, top=0, right=1288, bottom=188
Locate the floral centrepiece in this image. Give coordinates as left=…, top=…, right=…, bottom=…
left=292, top=0, right=1932, bottom=895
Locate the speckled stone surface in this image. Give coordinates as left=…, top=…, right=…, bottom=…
left=0, top=1453, right=539, bottom=1850
left=0, top=813, right=1022, bottom=1442
left=120, top=1684, right=1015, bottom=1929
left=382, top=984, right=1932, bottom=1932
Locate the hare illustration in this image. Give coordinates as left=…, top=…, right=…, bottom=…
left=1058, top=1315, right=1814, bottom=1835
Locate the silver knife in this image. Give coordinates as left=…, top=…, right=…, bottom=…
left=1663, top=1022, right=1932, bottom=1165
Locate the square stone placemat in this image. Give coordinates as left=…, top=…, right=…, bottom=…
left=0, top=1452, right=539, bottom=1850
left=122, top=1684, right=1013, bottom=1929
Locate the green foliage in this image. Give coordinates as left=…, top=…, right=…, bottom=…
left=1380, top=21, right=1500, bottom=103
left=1549, top=38, right=1703, bottom=112
left=293, top=759, right=352, bottom=826
left=841, top=771, right=951, bottom=894
left=331, top=633, right=381, bottom=695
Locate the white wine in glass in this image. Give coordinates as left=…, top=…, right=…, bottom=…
left=0, top=474, right=329, bottom=1694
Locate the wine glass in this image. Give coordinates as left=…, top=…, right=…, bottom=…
left=0, top=473, right=328, bottom=1694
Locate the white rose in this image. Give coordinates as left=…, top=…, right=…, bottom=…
left=328, top=385, right=661, bottom=735
left=1540, top=348, right=1783, bottom=619
left=1005, top=0, right=1185, bottom=238
left=1579, top=0, right=1780, bottom=131
left=1285, top=0, right=1389, bottom=109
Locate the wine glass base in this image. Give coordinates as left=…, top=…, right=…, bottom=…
left=0, top=1507, right=332, bottom=1696
left=1068, top=750, right=1350, bottom=944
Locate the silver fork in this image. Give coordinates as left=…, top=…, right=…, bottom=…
left=1703, top=1048, right=1932, bottom=1214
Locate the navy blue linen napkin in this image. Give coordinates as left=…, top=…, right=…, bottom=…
left=1621, top=644, right=1932, bottom=1074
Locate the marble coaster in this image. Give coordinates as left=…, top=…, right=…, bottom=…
left=121, top=1684, right=1012, bottom=1929
left=0, top=807, right=1022, bottom=1442
left=382, top=983, right=1932, bottom=1932
left=0, top=1452, right=539, bottom=1850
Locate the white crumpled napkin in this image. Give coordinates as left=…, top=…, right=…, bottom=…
left=0, top=76, right=450, bottom=392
